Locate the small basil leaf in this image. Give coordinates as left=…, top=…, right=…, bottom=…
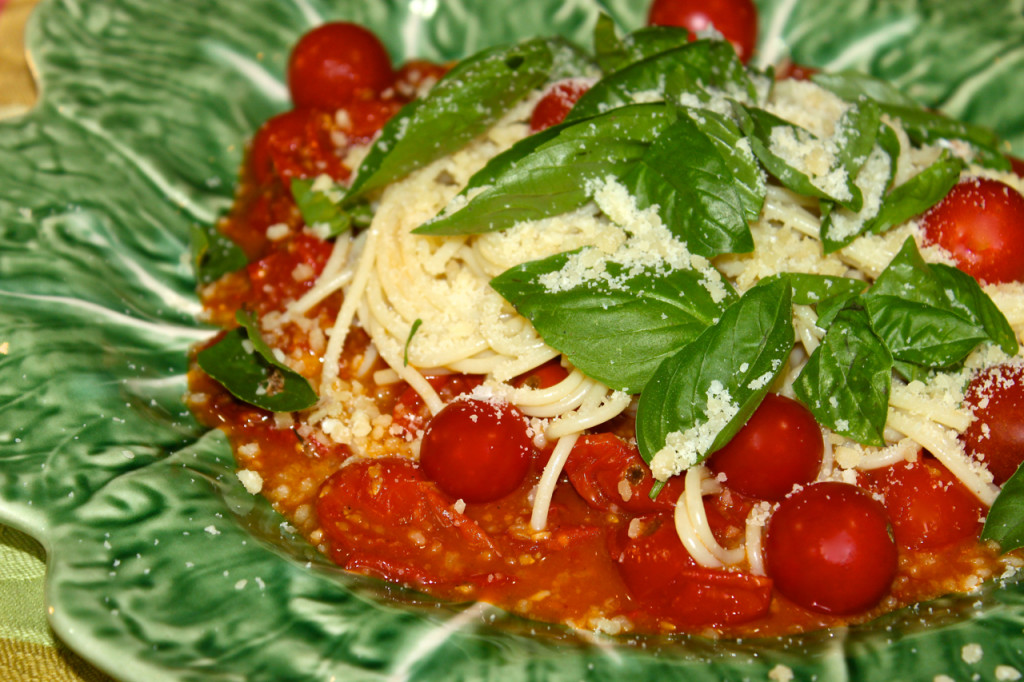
left=191, top=220, right=247, bottom=286
left=812, top=70, right=920, bottom=109
left=569, top=40, right=755, bottom=122
left=862, top=238, right=999, bottom=368
left=760, top=272, right=867, bottom=306
left=834, top=100, right=881, bottom=179
left=865, top=151, right=963, bottom=236
left=594, top=14, right=690, bottom=74
left=931, top=263, right=1019, bottom=357
left=680, top=107, right=766, bottom=222
left=982, top=464, right=1024, bottom=552
left=491, top=252, right=735, bottom=393
left=416, top=103, right=672, bottom=235
left=793, top=307, right=892, bottom=447
left=197, top=310, right=318, bottom=412
left=820, top=145, right=894, bottom=253
left=735, top=104, right=862, bottom=212
left=636, top=278, right=794, bottom=477
left=345, top=38, right=561, bottom=202
left=291, top=177, right=351, bottom=237
left=620, top=112, right=754, bottom=257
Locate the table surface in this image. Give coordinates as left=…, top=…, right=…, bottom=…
left=0, top=1, right=113, bottom=679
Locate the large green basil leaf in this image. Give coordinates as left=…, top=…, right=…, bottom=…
left=735, top=104, right=862, bottom=212
left=982, top=464, right=1024, bottom=552
left=862, top=238, right=1005, bottom=367
left=620, top=113, right=754, bottom=257
left=635, top=278, right=794, bottom=476
left=191, top=220, right=247, bottom=286
left=568, top=40, right=755, bottom=122
left=931, top=263, right=1020, bottom=357
left=760, top=272, right=868, bottom=307
left=415, top=103, right=671, bottom=235
left=196, top=310, right=318, bottom=412
left=344, top=38, right=565, bottom=202
left=812, top=71, right=921, bottom=109
left=793, top=307, right=892, bottom=447
left=680, top=107, right=766, bottom=222
left=491, top=252, right=735, bottom=393
left=593, top=14, right=690, bottom=74
left=865, top=151, right=963, bottom=236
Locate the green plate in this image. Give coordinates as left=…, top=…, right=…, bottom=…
left=3, top=0, right=1024, bottom=679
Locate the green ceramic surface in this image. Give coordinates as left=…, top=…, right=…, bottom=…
left=2, top=0, right=1024, bottom=679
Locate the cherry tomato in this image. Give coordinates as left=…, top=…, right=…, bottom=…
left=248, top=109, right=348, bottom=186
left=775, top=61, right=818, bottom=81
left=920, top=177, right=1024, bottom=284
left=394, top=59, right=450, bottom=99
left=707, top=394, right=824, bottom=501
left=1011, top=155, right=1024, bottom=178
left=861, top=456, right=984, bottom=549
left=343, top=98, right=403, bottom=142
left=529, top=80, right=591, bottom=131
left=512, top=358, right=570, bottom=389
left=564, top=433, right=685, bottom=513
left=391, top=374, right=483, bottom=436
left=288, top=22, right=395, bottom=110
left=419, top=399, right=535, bottom=503
left=962, top=363, right=1024, bottom=485
left=246, top=233, right=334, bottom=312
left=764, top=482, right=897, bottom=615
left=316, top=458, right=499, bottom=587
left=647, top=0, right=759, bottom=63
left=611, top=515, right=773, bottom=626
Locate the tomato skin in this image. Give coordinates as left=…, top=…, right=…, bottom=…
left=775, top=61, right=818, bottom=81
left=391, top=374, right=483, bottom=437
left=512, top=358, right=570, bottom=390
left=612, top=515, right=773, bottom=626
left=647, top=0, right=759, bottom=63
left=419, top=399, right=536, bottom=503
left=963, top=364, right=1024, bottom=485
left=920, top=177, right=1024, bottom=284
left=246, top=233, right=333, bottom=312
left=861, top=456, right=984, bottom=549
left=764, top=482, right=897, bottom=615
left=564, top=433, right=685, bottom=513
left=248, top=109, right=348, bottom=186
left=529, top=80, right=591, bottom=131
left=707, top=394, right=824, bottom=501
left=316, top=458, right=498, bottom=587
left=288, top=22, right=395, bottom=110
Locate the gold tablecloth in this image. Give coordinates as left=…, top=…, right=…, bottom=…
left=0, top=1, right=112, bottom=679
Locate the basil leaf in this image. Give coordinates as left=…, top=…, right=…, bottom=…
left=794, top=307, right=892, bottom=447
left=635, top=278, right=794, bottom=476
left=345, top=38, right=561, bottom=202
left=881, top=103, right=1008, bottom=169
left=620, top=112, right=754, bottom=257
left=865, top=151, right=963, bottom=236
left=593, top=14, right=690, bottom=74
left=735, top=104, right=862, bottom=212
left=931, top=263, right=1019, bottom=357
left=415, top=103, right=672, bottom=235
left=491, top=252, right=735, bottom=393
left=982, top=464, right=1024, bottom=552
left=291, top=177, right=351, bottom=237
left=680, top=107, right=766, bottom=222
left=568, top=40, right=755, bottom=122
left=862, top=238, right=991, bottom=368
left=191, top=221, right=247, bottom=286
left=812, top=70, right=920, bottom=109
left=197, top=310, right=318, bottom=412
left=761, top=272, right=867, bottom=306
left=834, top=100, right=881, bottom=179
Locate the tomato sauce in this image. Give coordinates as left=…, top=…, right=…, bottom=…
left=187, top=21, right=1019, bottom=639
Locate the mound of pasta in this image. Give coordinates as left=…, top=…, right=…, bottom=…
left=188, top=7, right=1024, bottom=637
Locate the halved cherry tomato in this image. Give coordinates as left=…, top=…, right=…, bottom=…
left=861, top=456, right=984, bottom=549
left=647, top=0, right=759, bottom=63
left=920, top=177, right=1024, bottom=284
left=529, top=80, right=591, bottom=131
left=246, top=233, right=334, bottom=312
left=316, top=458, right=499, bottom=587
left=564, top=433, right=685, bottom=513
left=419, top=399, right=536, bottom=503
left=707, top=394, right=824, bottom=501
left=288, top=22, right=395, bottom=110
left=391, top=374, right=483, bottom=436
left=611, top=515, right=772, bottom=626
left=248, top=109, right=348, bottom=186
left=764, top=482, right=897, bottom=614
left=962, top=363, right=1024, bottom=485
left=512, top=358, right=570, bottom=389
